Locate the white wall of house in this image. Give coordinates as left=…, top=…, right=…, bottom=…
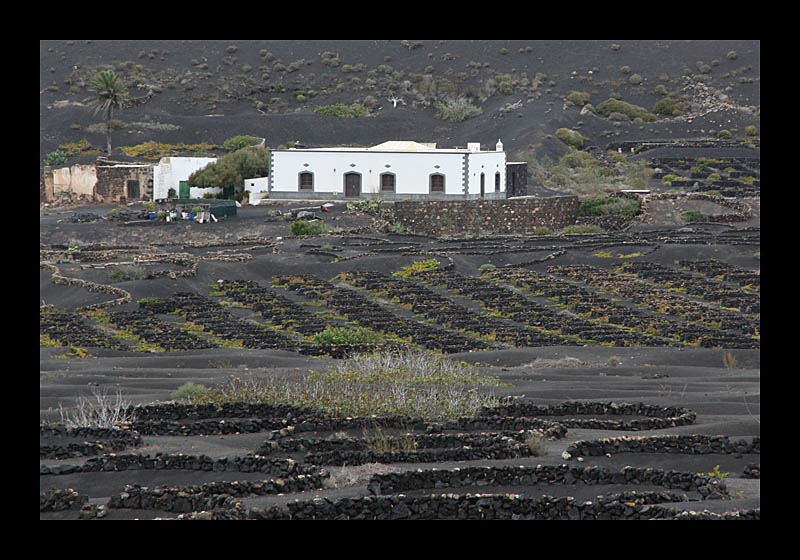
left=152, top=157, right=218, bottom=200
left=269, top=142, right=505, bottom=199
left=466, top=152, right=506, bottom=196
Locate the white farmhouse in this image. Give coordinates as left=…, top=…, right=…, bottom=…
left=267, top=140, right=506, bottom=200
left=152, top=156, right=218, bottom=200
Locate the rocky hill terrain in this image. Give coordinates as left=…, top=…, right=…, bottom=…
left=40, top=40, right=759, bottom=168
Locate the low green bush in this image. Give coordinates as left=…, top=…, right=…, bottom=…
left=682, top=210, right=707, bottom=223
left=222, top=135, right=262, bottom=151
left=395, top=258, right=440, bottom=278
left=434, top=96, right=482, bottom=122
left=578, top=197, right=641, bottom=218
left=291, top=219, right=328, bottom=236
left=596, top=98, right=656, bottom=122
left=566, top=91, right=590, bottom=106
left=107, top=264, right=145, bottom=283
left=137, top=297, right=165, bottom=308
left=45, top=150, right=67, bottom=166
left=313, top=103, right=366, bottom=118
left=555, top=128, right=586, bottom=149
left=653, top=97, right=683, bottom=116
left=172, top=381, right=210, bottom=401
left=312, top=326, right=384, bottom=345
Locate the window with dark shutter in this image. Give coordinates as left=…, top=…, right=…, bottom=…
left=299, top=172, right=313, bottom=190
left=430, top=174, right=444, bottom=192
left=381, top=173, right=395, bottom=192
left=495, top=172, right=501, bottom=192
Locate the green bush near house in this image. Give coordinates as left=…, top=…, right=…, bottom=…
left=222, top=135, right=262, bottom=151
left=45, top=150, right=67, bottom=166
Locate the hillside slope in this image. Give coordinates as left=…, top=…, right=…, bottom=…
left=40, top=40, right=759, bottom=168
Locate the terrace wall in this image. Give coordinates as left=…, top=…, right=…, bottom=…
left=394, top=196, right=579, bottom=236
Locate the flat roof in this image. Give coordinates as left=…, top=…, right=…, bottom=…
left=274, top=141, right=503, bottom=154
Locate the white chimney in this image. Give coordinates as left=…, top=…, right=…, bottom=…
left=496, top=139, right=503, bottom=152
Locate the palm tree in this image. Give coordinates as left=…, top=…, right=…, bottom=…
left=87, top=70, right=129, bottom=156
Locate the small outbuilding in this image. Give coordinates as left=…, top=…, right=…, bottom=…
left=152, top=156, right=217, bottom=200
left=267, top=140, right=507, bottom=200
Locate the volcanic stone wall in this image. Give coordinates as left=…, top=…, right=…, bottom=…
left=394, top=196, right=579, bottom=236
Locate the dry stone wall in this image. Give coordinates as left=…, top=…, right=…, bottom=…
left=394, top=196, right=580, bottom=236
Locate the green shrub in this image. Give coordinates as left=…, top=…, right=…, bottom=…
left=395, top=258, right=441, bottom=278
left=434, top=96, right=482, bottom=122
left=533, top=226, right=552, bottom=236
left=578, top=197, right=641, bottom=218
left=312, top=326, right=384, bottom=345
left=555, top=128, right=586, bottom=149
left=185, top=349, right=502, bottom=419
left=478, top=263, right=497, bottom=272
left=291, top=219, right=329, bottom=236
left=314, top=103, right=366, bottom=118
left=45, top=150, right=67, bottom=166
left=222, top=135, right=262, bottom=151
left=137, top=297, right=165, bottom=308
left=717, top=129, right=732, bottom=139
left=653, top=97, right=683, bottom=116
left=682, top=210, right=707, bottom=223
left=188, top=145, right=269, bottom=192
left=172, top=382, right=210, bottom=401
left=566, top=91, right=590, bottom=106
left=596, top=98, right=656, bottom=121
left=107, top=264, right=145, bottom=283
left=745, top=125, right=758, bottom=136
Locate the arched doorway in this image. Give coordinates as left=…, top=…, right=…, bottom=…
left=344, top=172, right=361, bottom=197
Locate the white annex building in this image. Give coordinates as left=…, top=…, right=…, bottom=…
left=267, top=140, right=506, bottom=200
left=152, top=157, right=218, bottom=200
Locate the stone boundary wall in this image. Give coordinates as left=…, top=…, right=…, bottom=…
left=393, top=196, right=580, bottom=236
left=366, top=464, right=725, bottom=496
left=39, top=452, right=317, bottom=477
left=40, top=425, right=142, bottom=459
left=485, top=401, right=696, bottom=431
left=565, top=434, right=760, bottom=459
left=638, top=192, right=753, bottom=224
left=250, top=491, right=758, bottom=521
left=40, top=261, right=132, bottom=311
